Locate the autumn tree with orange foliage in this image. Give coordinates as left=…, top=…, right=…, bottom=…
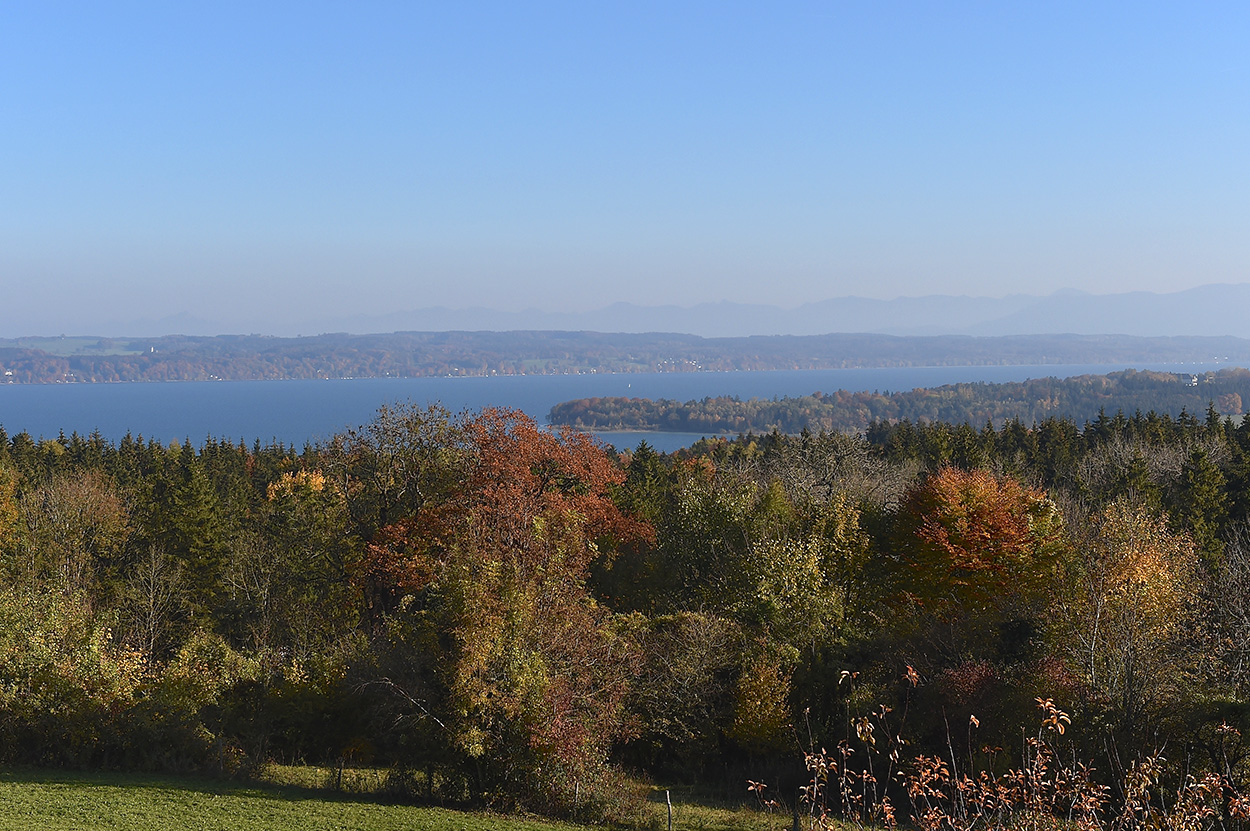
left=895, top=467, right=1064, bottom=626
left=355, top=406, right=653, bottom=814
left=454, top=407, right=652, bottom=562
left=890, top=467, right=1066, bottom=734
left=898, top=467, right=1064, bottom=618
left=439, top=409, right=653, bottom=811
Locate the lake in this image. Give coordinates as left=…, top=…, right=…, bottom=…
left=0, top=362, right=1234, bottom=453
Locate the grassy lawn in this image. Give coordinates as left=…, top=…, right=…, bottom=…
left=0, top=769, right=581, bottom=831
left=0, top=768, right=794, bottom=831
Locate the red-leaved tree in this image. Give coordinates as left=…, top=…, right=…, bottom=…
left=364, top=407, right=652, bottom=814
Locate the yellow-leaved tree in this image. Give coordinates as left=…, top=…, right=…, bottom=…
left=1058, top=501, right=1200, bottom=735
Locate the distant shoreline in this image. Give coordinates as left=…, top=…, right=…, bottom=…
left=2, top=330, right=1248, bottom=385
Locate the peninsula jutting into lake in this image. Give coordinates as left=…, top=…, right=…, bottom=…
left=549, top=367, right=1250, bottom=434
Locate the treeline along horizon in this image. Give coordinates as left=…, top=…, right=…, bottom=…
left=2, top=331, right=1249, bottom=382
left=5, top=400, right=1250, bottom=823
left=550, top=367, right=1250, bottom=433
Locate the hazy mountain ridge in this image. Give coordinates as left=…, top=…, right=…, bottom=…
left=83, top=283, right=1250, bottom=340
left=304, top=283, right=1250, bottom=339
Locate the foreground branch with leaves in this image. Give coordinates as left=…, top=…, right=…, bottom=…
left=791, top=695, right=1250, bottom=831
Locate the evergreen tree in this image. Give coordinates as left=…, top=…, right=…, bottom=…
left=1170, top=447, right=1228, bottom=569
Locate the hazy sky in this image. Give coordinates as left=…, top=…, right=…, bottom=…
left=3, top=2, right=1249, bottom=335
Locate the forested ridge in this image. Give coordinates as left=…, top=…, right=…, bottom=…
left=7, top=403, right=1250, bottom=825
left=551, top=367, right=1250, bottom=433
left=2, top=331, right=1249, bottom=382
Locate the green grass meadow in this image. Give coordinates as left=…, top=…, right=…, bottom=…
left=0, top=769, right=791, bottom=831
left=0, top=769, right=580, bottom=831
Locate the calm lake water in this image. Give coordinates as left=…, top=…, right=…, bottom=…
left=0, top=362, right=1233, bottom=453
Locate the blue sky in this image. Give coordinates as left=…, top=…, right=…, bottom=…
left=2, top=2, right=1248, bottom=335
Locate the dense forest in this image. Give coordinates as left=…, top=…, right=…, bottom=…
left=7, top=402, right=1250, bottom=826
left=2, top=331, right=1249, bottom=382
left=551, top=367, right=1250, bottom=434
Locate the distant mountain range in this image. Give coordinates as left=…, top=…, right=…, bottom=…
left=99, top=283, right=1250, bottom=339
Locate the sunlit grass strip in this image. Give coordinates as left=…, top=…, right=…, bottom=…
left=0, top=769, right=584, bottom=831
left=0, top=769, right=794, bottom=831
